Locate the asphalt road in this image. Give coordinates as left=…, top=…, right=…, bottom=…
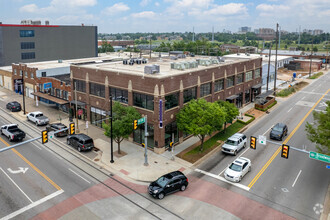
left=195, top=71, right=330, bottom=220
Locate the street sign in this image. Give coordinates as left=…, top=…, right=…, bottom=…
left=49, top=131, right=54, bottom=139
left=309, top=151, right=330, bottom=163
left=137, top=117, right=145, bottom=125
left=43, top=82, right=52, bottom=89
left=258, top=135, right=266, bottom=145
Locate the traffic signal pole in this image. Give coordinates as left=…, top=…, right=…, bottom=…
left=144, top=115, right=148, bottom=166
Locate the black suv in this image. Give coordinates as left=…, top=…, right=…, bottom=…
left=46, top=123, right=68, bottom=137
left=148, top=171, right=188, bottom=199
left=67, top=134, right=94, bottom=152
left=6, top=101, right=21, bottom=112
left=270, top=123, right=288, bottom=141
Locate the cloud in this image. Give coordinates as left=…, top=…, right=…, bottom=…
left=51, top=0, right=97, bottom=7
left=204, top=3, right=248, bottom=16
left=256, top=4, right=290, bottom=12
left=102, top=3, right=130, bottom=15
left=140, top=0, right=151, bottom=7
left=19, top=4, right=38, bottom=13
left=131, top=11, right=156, bottom=18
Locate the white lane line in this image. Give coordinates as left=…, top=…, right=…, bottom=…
left=195, top=168, right=250, bottom=191
left=292, top=170, right=302, bottom=188
left=68, top=168, right=91, bottom=184
left=287, top=107, right=293, bottom=113
left=1, top=190, right=64, bottom=220
left=0, top=167, right=33, bottom=203
left=312, top=89, right=315, bottom=92
left=30, top=142, right=42, bottom=150
left=263, top=126, right=273, bottom=136
left=301, top=96, right=306, bottom=100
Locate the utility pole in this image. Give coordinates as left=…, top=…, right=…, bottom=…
left=273, top=23, right=279, bottom=96
left=309, top=40, right=314, bottom=78
left=144, top=115, right=148, bottom=166
left=110, top=94, right=114, bottom=163
left=149, top=36, right=151, bottom=59
left=74, top=81, right=79, bottom=133
left=266, top=44, right=272, bottom=91
left=22, top=76, right=26, bottom=115
left=326, top=41, right=329, bottom=70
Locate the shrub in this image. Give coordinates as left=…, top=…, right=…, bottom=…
left=276, top=87, right=296, bottom=97
left=255, top=101, right=277, bottom=111
left=308, top=72, right=323, bottom=79
left=237, top=114, right=255, bottom=125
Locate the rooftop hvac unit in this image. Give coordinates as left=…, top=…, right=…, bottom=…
left=170, top=56, right=178, bottom=60
left=123, top=60, right=128, bottom=65
left=136, top=59, right=142, bottom=64
left=171, top=62, right=175, bottom=69
left=183, top=62, right=190, bottom=69
left=144, top=65, right=160, bottom=74
left=58, top=59, right=63, bottom=63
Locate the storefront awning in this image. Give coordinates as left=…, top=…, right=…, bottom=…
left=252, top=83, right=262, bottom=89
left=70, top=100, right=86, bottom=107
left=32, top=92, right=69, bottom=105
left=226, top=94, right=239, bottom=100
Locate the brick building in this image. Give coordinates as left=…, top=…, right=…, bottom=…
left=70, top=55, right=262, bottom=153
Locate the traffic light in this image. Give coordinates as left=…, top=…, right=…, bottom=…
left=250, top=136, right=257, bottom=149
left=70, top=123, right=75, bottom=135
left=169, top=142, right=173, bottom=148
left=133, top=120, right=138, bottom=130
left=142, top=143, right=145, bottom=147
left=281, top=144, right=290, bottom=159
left=42, top=130, right=48, bottom=144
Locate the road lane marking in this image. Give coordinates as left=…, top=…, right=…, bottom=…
left=287, top=107, right=293, bottom=112
left=248, top=89, right=330, bottom=189
left=301, top=96, right=305, bottom=100
left=262, top=126, right=273, bottom=136
left=195, top=168, right=250, bottom=191
left=0, top=167, right=33, bottom=203
left=7, top=167, right=28, bottom=174
left=0, top=136, right=62, bottom=191
left=1, top=189, right=64, bottom=220
left=292, top=170, right=302, bottom=187
left=68, top=168, right=91, bottom=184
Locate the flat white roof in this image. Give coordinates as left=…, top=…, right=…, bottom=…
left=224, top=53, right=292, bottom=62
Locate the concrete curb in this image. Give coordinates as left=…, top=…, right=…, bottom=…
left=193, top=142, right=224, bottom=167
left=321, top=184, right=330, bottom=220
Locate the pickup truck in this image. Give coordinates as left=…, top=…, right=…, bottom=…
left=27, top=111, right=49, bottom=126
left=1, top=124, right=26, bottom=142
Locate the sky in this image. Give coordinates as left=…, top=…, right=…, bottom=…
left=1, top=0, right=330, bottom=34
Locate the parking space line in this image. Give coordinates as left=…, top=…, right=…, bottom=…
left=0, top=167, right=33, bottom=203
left=68, top=168, right=91, bottom=184
left=287, top=107, right=293, bottom=112
left=292, top=170, right=302, bottom=188
left=195, top=168, right=250, bottom=191
left=1, top=189, right=64, bottom=220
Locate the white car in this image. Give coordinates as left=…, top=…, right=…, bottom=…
left=224, top=157, right=251, bottom=182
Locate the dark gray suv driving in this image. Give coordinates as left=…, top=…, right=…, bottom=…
left=67, top=134, right=94, bottom=152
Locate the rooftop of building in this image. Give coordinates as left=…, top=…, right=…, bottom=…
left=260, top=50, right=303, bottom=56
left=224, top=53, right=292, bottom=62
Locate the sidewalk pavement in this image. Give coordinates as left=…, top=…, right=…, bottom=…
left=0, top=68, right=325, bottom=184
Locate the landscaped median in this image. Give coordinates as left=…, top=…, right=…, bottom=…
left=308, top=72, right=323, bottom=79
left=276, top=81, right=308, bottom=97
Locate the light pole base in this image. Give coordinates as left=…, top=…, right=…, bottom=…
left=144, top=162, right=149, bottom=166
left=110, top=160, right=114, bottom=163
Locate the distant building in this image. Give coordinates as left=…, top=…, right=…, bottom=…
left=238, top=27, right=251, bottom=34
left=256, top=28, right=276, bottom=40
left=0, top=22, right=98, bottom=66
left=97, top=40, right=134, bottom=48
left=302, top=29, right=324, bottom=35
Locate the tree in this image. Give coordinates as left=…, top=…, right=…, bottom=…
left=99, top=40, right=114, bottom=53
left=216, top=100, right=239, bottom=132
left=305, top=101, right=330, bottom=155
left=313, top=46, right=318, bottom=52
left=176, top=99, right=226, bottom=152
left=103, top=102, right=141, bottom=154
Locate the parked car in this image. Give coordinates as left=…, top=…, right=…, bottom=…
left=67, top=134, right=94, bottom=152
left=224, top=157, right=251, bottom=182
left=270, top=123, right=288, bottom=141
left=6, top=101, right=21, bottom=112
left=1, top=124, right=26, bottom=142
left=148, top=171, right=188, bottom=199
left=222, top=133, right=247, bottom=155
left=46, top=123, right=68, bottom=137
left=27, top=111, right=49, bottom=126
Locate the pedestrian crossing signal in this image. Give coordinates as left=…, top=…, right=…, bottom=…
left=281, top=144, right=290, bottom=159
left=42, top=130, right=48, bottom=144
left=70, top=123, right=75, bottom=135
left=133, top=120, right=138, bottom=130
left=142, top=143, right=145, bottom=147
left=250, top=136, right=256, bottom=149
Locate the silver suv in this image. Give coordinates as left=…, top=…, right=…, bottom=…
left=222, top=133, right=247, bottom=155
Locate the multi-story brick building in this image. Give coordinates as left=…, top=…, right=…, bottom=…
left=70, top=55, right=262, bottom=153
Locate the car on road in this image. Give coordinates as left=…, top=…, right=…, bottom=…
left=1, top=124, right=26, bottom=142
left=270, top=123, right=288, bottom=141
left=148, top=171, right=188, bottom=199
left=27, top=111, right=49, bottom=126
left=46, top=123, right=68, bottom=137
left=222, top=133, right=247, bottom=155
left=224, top=157, right=251, bottom=183
left=6, top=101, right=21, bottom=112
left=67, top=134, right=94, bottom=152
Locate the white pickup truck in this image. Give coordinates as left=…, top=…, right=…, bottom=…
left=1, top=124, right=26, bottom=142
left=27, top=111, right=49, bottom=126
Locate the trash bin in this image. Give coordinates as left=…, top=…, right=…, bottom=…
left=293, top=72, right=296, bottom=78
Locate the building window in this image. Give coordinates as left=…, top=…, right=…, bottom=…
left=246, top=71, right=253, bottom=81
left=50, top=88, right=55, bottom=96
left=41, top=72, right=46, bottom=77
left=56, top=89, right=61, bottom=98
left=110, top=87, right=128, bottom=104
left=237, top=73, right=244, bottom=84
left=255, top=69, right=261, bottom=78
left=20, top=70, right=22, bottom=76
left=133, top=92, right=154, bottom=111
left=14, top=69, right=17, bottom=75
left=74, top=80, right=86, bottom=93
left=24, top=71, right=28, bottom=78
left=21, top=52, right=35, bottom=60
left=21, top=42, right=35, bottom=49
left=165, top=92, right=179, bottom=110
left=30, top=73, right=34, bottom=78
left=133, top=124, right=154, bottom=148
left=90, top=107, right=107, bottom=128
left=63, top=91, right=68, bottom=100
left=200, top=82, right=211, bottom=97
left=227, top=76, right=234, bottom=87
left=183, top=87, right=197, bottom=103
left=20, top=30, right=35, bottom=37
left=214, top=79, right=224, bottom=92
left=165, top=121, right=179, bottom=147
left=90, top=82, right=105, bottom=98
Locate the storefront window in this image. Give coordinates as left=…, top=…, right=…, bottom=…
left=133, top=124, right=154, bottom=148
left=165, top=92, right=179, bottom=110
left=90, top=107, right=107, bottom=128
left=165, top=121, right=179, bottom=147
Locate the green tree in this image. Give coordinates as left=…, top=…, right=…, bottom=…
left=176, top=99, right=226, bottom=151
left=216, top=100, right=239, bottom=132
left=305, top=101, right=330, bottom=155
left=99, top=40, right=114, bottom=53
left=103, top=102, right=141, bottom=154
left=313, top=46, right=318, bottom=52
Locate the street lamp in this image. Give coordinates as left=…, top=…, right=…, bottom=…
left=21, top=76, right=26, bottom=115
left=110, top=94, right=114, bottom=163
